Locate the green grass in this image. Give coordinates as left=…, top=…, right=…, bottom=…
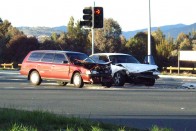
left=0, top=108, right=173, bottom=131
left=151, top=125, right=173, bottom=131
left=0, top=108, right=140, bottom=131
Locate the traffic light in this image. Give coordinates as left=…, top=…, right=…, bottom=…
left=80, top=8, right=92, bottom=27
left=94, top=7, right=103, bottom=28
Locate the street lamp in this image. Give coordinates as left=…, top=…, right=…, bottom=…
left=146, top=0, right=155, bottom=65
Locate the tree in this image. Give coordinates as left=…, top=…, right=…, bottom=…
left=66, top=17, right=90, bottom=53
left=0, top=20, right=11, bottom=37
left=67, top=16, right=76, bottom=39
left=0, top=19, right=24, bottom=62
left=88, top=18, right=123, bottom=53
left=51, top=32, right=58, bottom=41
left=125, top=32, right=146, bottom=62
left=176, top=32, right=191, bottom=50
left=152, top=28, right=165, bottom=45
left=189, top=30, right=196, bottom=50
left=0, top=20, right=11, bottom=61
left=156, top=39, right=174, bottom=67
left=125, top=32, right=156, bottom=62
left=5, top=35, right=39, bottom=63
left=152, top=29, right=175, bottom=67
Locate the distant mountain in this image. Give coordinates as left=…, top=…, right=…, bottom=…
left=122, top=23, right=196, bottom=39
left=17, top=23, right=196, bottom=40
left=17, top=26, right=67, bottom=37
left=52, top=26, right=67, bottom=32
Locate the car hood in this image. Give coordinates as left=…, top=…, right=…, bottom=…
left=116, top=63, right=158, bottom=73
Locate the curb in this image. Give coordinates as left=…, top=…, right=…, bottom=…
left=159, top=75, right=196, bottom=79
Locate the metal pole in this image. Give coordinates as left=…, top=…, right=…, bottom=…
left=178, top=51, right=180, bottom=75
left=148, top=0, right=151, bottom=61
left=91, top=2, right=95, bottom=55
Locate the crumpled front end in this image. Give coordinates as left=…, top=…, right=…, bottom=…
left=120, top=63, right=158, bottom=73
left=75, top=61, right=113, bottom=84
left=85, top=63, right=112, bottom=84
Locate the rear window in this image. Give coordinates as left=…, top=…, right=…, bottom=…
left=28, top=52, right=44, bottom=61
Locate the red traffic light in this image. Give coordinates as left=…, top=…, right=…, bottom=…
left=94, top=8, right=101, bottom=15
left=94, top=7, right=103, bottom=28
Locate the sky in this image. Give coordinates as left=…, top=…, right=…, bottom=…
left=0, top=0, right=196, bottom=31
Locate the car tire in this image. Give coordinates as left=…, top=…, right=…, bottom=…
left=113, top=72, right=125, bottom=86
left=30, top=71, right=42, bottom=85
left=145, top=78, right=155, bottom=86
left=57, top=81, right=68, bottom=86
left=73, top=73, right=84, bottom=88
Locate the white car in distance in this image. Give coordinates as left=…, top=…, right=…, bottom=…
left=90, top=53, right=160, bottom=86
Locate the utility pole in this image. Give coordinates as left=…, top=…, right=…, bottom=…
left=148, top=0, right=151, bottom=59
left=92, top=2, right=95, bottom=54
left=147, top=0, right=155, bottom=64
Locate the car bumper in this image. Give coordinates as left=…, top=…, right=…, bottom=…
left=82, top=74, right=113, bottom=84
left=128, top=72, right=160, bottom=79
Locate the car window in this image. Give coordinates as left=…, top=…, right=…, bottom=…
left=53, top=53, right=67, bottom=64
left=28, top=52, right=44, bottom=61
left=66, top=53, right=95, bottom=63
left=99, top=55, right=109, bottom=63
left=109, top=55, right=140, bottom=63
left=90, top=55, right=99, bottom=62
left=41, top=53, right=55, bottom=62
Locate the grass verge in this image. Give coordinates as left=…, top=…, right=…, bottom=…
left=0, top=108, right=172, bottom=131
left=0, top=108, right=140, bottom=131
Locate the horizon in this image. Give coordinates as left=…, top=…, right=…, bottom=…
left=16, top=22, right=194, bottom=32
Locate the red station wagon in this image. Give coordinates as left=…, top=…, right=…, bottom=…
left=20, top=50, right=113, bottom=88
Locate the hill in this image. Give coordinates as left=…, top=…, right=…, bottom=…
left=122, top=23, right=196, bottom=39
left=17, top=23, right=196, bottom=40
left=17, top=26, right=67, bottom=37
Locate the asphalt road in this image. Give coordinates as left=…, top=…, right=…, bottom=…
left=0, top=70, right=196, bottom=131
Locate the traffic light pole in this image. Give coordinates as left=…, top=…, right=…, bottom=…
left=92, top=28, right=94, bottom=54
left=91, top=2, right=95, bottom=55
left=80, top=2, right=103, bottom=55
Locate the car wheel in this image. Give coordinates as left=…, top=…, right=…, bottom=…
left=57, top=81, right=68, bottom=86
left=73, top=73, right=84, bottom=88
left=113, top=72, right=125, bottom=86
left=30, top=71, right=42, bottom=85
left=145, top=78, right=155, bottom=86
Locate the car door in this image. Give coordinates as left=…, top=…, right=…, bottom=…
left=39, top=53, right=55, bottom=78
left=51, top=53, right=70, bottom=80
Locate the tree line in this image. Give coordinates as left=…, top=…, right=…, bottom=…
left=1, top=17, right=196, bottom=69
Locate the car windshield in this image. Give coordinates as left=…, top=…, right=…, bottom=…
left=109, top=55, right=140, bottom=64
left=66, top=53, right=95, bottom=63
